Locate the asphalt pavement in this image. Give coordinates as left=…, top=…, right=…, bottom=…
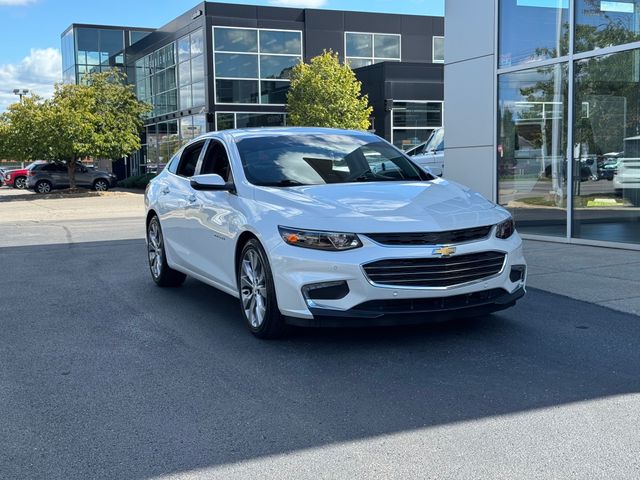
left=1, top=189, right=640, bottom=479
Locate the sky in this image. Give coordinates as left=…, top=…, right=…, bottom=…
left=0, top=0, right=444, bottom=112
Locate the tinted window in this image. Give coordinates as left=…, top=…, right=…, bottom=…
left=236, top=133, right=428, bottom=186
left=214, top=28, right=258, bottom=53
left=177, top=141, right=205, bottom=177
left=215, top=79, right=259, bottom=104
left=200, top=141, right=232, bottom=181
left=259, top=30, right=301, bottom=55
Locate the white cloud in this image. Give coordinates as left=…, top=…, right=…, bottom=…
left=268, top=0, right=327, bottom=8
left=0, top=48, right=61, bottom=112
left=0, top=0, right=37, bottom=5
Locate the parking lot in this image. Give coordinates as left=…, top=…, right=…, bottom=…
left=1, top=189, right=639, bottom=479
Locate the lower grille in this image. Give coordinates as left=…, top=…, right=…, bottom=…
left=362, top=251, right=506, bottom=288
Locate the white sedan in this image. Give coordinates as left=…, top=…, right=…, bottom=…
left=145, top=127, right=526, bottom=338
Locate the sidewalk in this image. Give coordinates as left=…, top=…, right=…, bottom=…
left=524, top=240, right=640, bottom=316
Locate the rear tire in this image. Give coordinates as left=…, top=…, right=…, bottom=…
left=14, top=176, right=26, bottom=189
left=147, top=216, right=186, bottom=287
left=35, top=180, right=52, bottom=194
left=237, top=239, right=287, bottom=339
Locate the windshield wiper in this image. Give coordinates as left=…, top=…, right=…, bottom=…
left=259, top=179, right=307, bottom=187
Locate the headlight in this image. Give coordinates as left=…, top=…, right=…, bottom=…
left=279, top=226, right=362, bottom=251
left=495, top=217, right=515, bottom=239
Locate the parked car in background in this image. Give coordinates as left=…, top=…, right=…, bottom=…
left=405, top=128, right=445, bottom=177
left=145, top=127, right=526, bottom=339
left=2, top=161, right=45, bottom=189
left=26, top=162, right=117, bottom=193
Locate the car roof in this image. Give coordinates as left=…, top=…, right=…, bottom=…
left=199, top=126, right=375, bottom=142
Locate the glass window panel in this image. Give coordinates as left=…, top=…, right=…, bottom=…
left=374, top=34, right=400, bottom=59
left=393, top=102, right=442, bottom=128
left=192, top=114, right=206, bottom=136
left=99, top=29, right=124, bottom=56
left=192, top=81, right=205, bottom=107
left=191, top=29, right=204, bottom=56
left=180, top=84, right=192, bottom=109
left=573, top=49, right=640, bottom=244
left=259, top=30, right=302, bottom=54
left=392, top=129, right=433, bottom=151
left=216, top=112, right=235, bottom=131
left=575, top=0, right=640, bottom=53
left=214, top=27, right=258, bottom=52
left=215, top=53, right=258, bottom=78
left=215, top=79, right=259, bottom=103
left=180, top=117, right=195, bottom=141
left=178, top=35, right=190, bottom=63
left=347, top=58, right=372, bottom=69
left=191, top=55, right=205, bottom=83
left=260, top=55, right=300, bottom=79
left=76, top=28, right=99, bottom=53
left=498, top=0, right=569, bottom=68
left=165, top=44, right=175, bottom=67
left=235, top=113, right=286, bottom=128
left=178, top=61, right=191, bottom=86
left=346, top=33, right=373, bottom=58
left=86, top=51, right=100, bottom=66
left=497, top=63, right=569, bottom=237
left=433, top=36, right=444, bottom=63
left=260, top=80, right=289, bottom=104
left=130, top=30, right=150, bottom=45
left=166, top=66, right=177, bottom=91
left=76, top=51, right=86, bottom=64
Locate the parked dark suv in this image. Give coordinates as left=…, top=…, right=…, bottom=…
left=26, top=162, right=117, bottom=194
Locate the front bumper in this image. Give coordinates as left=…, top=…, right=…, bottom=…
left=268, top=231, right=527, bottom=322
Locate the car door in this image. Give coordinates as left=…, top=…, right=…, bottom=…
left=75, top=164, right=93, bottom=187
left=182, top=139, right=243, bottom=289
left=156, top=139, right=207, bottom=269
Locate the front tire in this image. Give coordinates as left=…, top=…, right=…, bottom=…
left=35, top=180, right=52, bottom=194
left=14, top=176, right=26, bottom=189
left=238, top=239, right=286, bottom=339
left=94, top=179, right=109, bottom=191
left=147, top=216, right=186, bottom=287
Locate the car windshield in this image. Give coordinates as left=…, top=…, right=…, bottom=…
left=423, top=128, right=444, bottom=153
left=236, top=133, right=429, bottom=187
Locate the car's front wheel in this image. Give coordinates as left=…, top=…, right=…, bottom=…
left=35, top=180, right=52, bottom=194
left=238, top=239, right=286, bottom=339
left=14, top=176, right=26, bottom=189
left=147, top=215, right=186, bottom=287
left=93, top=179, right=109, bottom=191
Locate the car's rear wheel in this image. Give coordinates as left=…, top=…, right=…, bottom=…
left=93, top=179, right=109, bottom=191
left=238, top=239, right=286, bottom=339
left=147, top=215, right=186, bottom=287
left=35, top=180, right=52, bottom=194
left=14, top=176, right=26, bottom=189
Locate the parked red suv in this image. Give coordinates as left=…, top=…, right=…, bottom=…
left=2, top=161, right=45, bottom=189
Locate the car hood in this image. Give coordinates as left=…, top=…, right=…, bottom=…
left=253, top=179, right=509, bottom=233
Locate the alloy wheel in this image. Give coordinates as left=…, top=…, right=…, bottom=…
left=240, top=248, right=267, bottom=328
left=37, top=182, right=51, bottom=194
left=15, top=177, right=26, bottom=189
left=95, top=180, right=108, bottom=191
left=148, top=220, right=163, bottom=279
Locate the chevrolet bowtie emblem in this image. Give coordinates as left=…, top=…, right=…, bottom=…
left=433, top=246, right=456, bottom=258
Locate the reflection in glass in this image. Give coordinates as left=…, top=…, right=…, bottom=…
left=347, top=58, right=372, bottom=69
left=498, top=0, right=569, bottom=68
left=573, top=50, right=640, bottom=244
left=260, top=55, right=300, bottom=79
left=498, top=63, right=568, bottom=237
left=192, top=81, right=205, bottom=107
left=191, top=29, right=204, bottom=56
left=215, top=53, right=259, bottom=78
left=236, top=113, right=287, bottom=128
left=191, top=55, right=205, bottom=83
left=179, top=84, right=192, bottom=109
left=214, top=28, right=258, bottom=53
left=259, top=30, right=302, bottom=54
left=216, top=79, right=259, bottom=103
left=346, top=33, right=373, bottom=58
left=393, top=102, right=442, bottom=128
left=178, top=61, right=190, bottom=86
left=178, top=36, right=190, bottom=63
left=99, top=29, right=124, bottom=56
left=575, top=0, right=640, bottom=53
left=392, top=129, right=433, bottom=151
left=374, top=34, right=400, bottom=59
left=433, top=36, right=444, bottom=63
left=217, top=113, right=235, bottom=130
left=260, top=81, right=289, bottom=104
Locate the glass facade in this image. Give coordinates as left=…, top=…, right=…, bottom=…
left=498, top=0, right=640, bottom=246
left=213, top=27, right=302, bottom=105
left=345, top=32, right=401, bottom=68
left=135, top=43, right=178, bottom=117
left=392, top=101, right=443, bottom=150
left=215, top=112, right=287, bottom=130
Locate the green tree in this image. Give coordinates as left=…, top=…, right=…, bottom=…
left=0, top=95, right=50, bottom=163
left=287, top=50, right=372, bottom=130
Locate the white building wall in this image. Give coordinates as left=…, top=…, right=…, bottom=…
left=444, top=0, right=497, bottom=201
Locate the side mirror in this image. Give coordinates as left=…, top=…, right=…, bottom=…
left=190, top=173, right=234, bottom=192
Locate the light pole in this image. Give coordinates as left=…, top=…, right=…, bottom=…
left=12, top=88, right=29, bottom=103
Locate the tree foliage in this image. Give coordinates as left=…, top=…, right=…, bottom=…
left=287, top=50, right=372, bottom=130
left=0, top=70, right=150, bottom=189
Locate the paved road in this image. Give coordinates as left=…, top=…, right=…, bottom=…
left=1, top=238, right=640, bottom=479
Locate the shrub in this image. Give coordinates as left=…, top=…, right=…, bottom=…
left=117, top=173, right=156, bottom=189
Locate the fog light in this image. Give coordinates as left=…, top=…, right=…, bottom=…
left=302, top=281, right=350, bottom=301
left=510, top=265, right=526, bottom=283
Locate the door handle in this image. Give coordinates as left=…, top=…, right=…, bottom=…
left=161, top=187, right=170, bottom=195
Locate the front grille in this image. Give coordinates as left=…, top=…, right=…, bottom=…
left=362, top=251, right=506, bottom=288
left=365, top=225, right=493, bottom=246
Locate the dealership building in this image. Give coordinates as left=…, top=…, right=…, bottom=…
left=61, top=2, right=444, bottom=175
left=445, top=0, right=639, bottom=249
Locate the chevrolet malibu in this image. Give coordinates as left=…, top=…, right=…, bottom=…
left=145, top=127, right=526, bottom=338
